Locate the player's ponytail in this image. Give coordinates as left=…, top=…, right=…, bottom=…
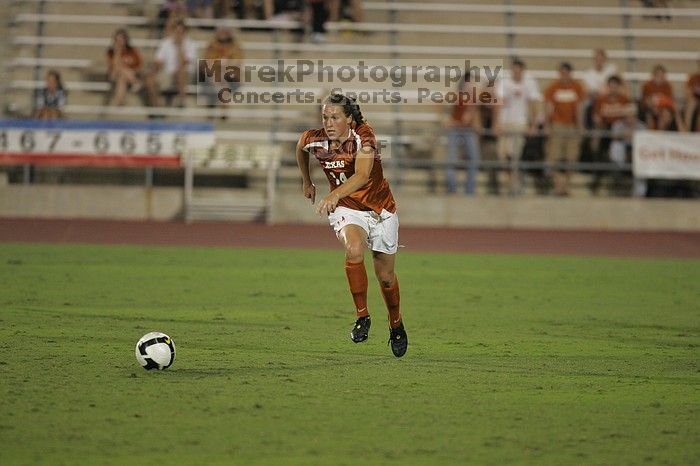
left=324, top=92, right=366, bottom=127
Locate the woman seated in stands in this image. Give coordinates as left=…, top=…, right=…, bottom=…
left=106, top=29, right=143, bottom=106
left=34, top=70, right=66, bottom=120
left=200, top=28, right=244, bottom=111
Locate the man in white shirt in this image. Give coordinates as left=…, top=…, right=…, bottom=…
left=581, top=49, right=617, bottom=96
left=145, top=19, right=198, bottom=107
left=494, top=59, right=542, bottom=194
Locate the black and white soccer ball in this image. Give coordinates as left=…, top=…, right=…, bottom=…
left=135, top=332, right=175, bottom=370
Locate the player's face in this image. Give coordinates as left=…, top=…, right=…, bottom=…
left=322, top=105, right=352, bottom=141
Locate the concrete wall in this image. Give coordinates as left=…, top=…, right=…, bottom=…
left=0, top=185, right=183, bottom=221
left=1, top=184, right=699, bottom=231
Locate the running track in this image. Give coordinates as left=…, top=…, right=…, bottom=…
left=0, top=218, right=698, bottom=259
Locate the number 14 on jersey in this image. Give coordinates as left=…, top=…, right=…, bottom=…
left=329, top=171, right=348, bottom=186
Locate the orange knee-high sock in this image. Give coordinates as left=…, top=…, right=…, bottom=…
left=345, top=260, right=369, bottom=318
left=381, top=276, right=401, bottom=328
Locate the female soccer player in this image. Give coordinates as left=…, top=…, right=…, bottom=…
left=295, top=93, right=408, bottom=357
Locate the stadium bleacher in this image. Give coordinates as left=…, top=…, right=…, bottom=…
left=3, top=0, right=700, bottom=203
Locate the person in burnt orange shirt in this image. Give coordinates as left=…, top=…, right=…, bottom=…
left=544, top=62, right=586, bottom=196
left=641, top=64, right=674, bottom=114
left=295, top=93, right=407, bottom=358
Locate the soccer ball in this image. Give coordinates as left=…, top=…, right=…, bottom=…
left=135, top=332, right=176, bottom=370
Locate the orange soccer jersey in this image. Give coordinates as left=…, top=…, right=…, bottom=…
left=300, top=123, right=396, bottom=214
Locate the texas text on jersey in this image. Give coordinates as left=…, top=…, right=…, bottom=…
left=300, top=123, right=396, bottom=214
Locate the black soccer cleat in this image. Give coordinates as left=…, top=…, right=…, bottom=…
left=351, top=316, right=371, bottom=343
left=388, top=322, right=408, bottom=357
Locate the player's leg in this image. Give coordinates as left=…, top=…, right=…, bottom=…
left=367, top=211, right=407, bottom=357
left=373, top=250, right=408, bottom=357
left=338, top=223, right=372, bottom=342
left=372, top=251, right=400, bottom=326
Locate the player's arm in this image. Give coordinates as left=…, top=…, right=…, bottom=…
left=317, top=146, right=374, bottom=216
left=295, top=135, right=315, bottom=204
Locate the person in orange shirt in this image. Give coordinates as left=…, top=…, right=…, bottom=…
left=684, top=60, right=700, bottom=132
left=106, top=29, right=143, bottom=106
left=544, top=62, right=587, bottom=196
left=199, top=28, right=243, bottom=109
left=641, top=64, right=674, bottom=113
left=444, top=73, right=482, bottom=195
left=295, top=93, right=408, bottom=358
left=593, top=76, right=633, bottom=129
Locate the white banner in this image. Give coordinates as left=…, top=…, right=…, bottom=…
left=0, top=119, right=215, bottom=167
left=633, top=130, right=700, bottom=180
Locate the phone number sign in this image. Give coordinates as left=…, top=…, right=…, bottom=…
left=0, top=120, right=215, bottom=167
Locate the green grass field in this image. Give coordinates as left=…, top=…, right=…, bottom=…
left=0, top=243, right=698, bottom=465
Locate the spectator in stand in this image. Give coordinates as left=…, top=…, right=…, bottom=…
left=443, top=73, right=482, bottom=195
left=35, top=70, right=66, bottom=119
left=641, top=64, right=674, bottom=114
left=684, top=59, right=700, bottom=132
left=591, top=75, right=635, bottom=194
left=493, top=58, right=542, bottom=195
left=106, top=29, right=144, bottom=106
left=200, top=28, right=244, bottom=110
left=156, top=0, right=188, bottom=39
left=145, top=19, right=199, bottom=108
left=579, top=49, right=619, bottom=192
left=582, top=49, right=618, bottom=97
left=593, top=76, right=634, bottom=132
left=544, top=62, right=586, bottom=196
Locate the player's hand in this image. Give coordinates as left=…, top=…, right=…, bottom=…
left=316, top=193, right=339, bottom=216
left=303, top=182, right=316, bottom=204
